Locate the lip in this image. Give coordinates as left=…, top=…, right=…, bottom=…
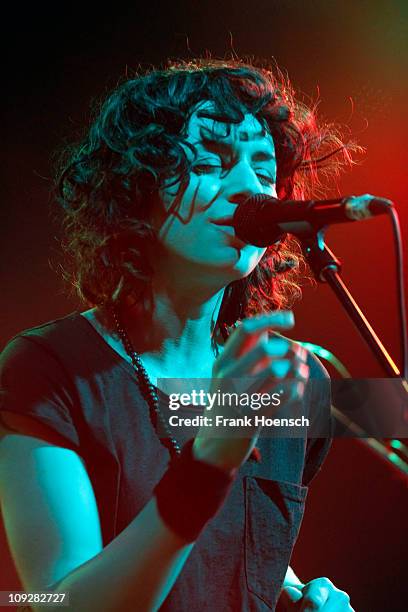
left=208, top=216, right=235, bottom=226
left=211, top=222, right=248, bottom=248
left=227, top=234, right=248, bottom=248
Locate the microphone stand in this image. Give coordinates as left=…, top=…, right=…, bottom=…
left=301, top=232, right=401, bottom=378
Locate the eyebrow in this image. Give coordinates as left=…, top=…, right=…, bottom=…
left=197, top=135, right=276, bottom=162
left=196, top=110, right=235, bottom=123
left=196, top=111, right=273, bottom=144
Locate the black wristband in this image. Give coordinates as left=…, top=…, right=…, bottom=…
left=154, top=439, right=236, bottom=542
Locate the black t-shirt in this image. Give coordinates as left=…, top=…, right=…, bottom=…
left=0, top=313, right=331, bottom=611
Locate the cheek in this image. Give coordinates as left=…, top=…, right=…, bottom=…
left=192, top=176, right=222, bottom=208
left=160, top=174, right=222, bottom=217
left=153, top=176, right=218, bottom=244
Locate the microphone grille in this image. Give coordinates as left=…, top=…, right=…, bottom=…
left=233, top=194, right=283, bottom=247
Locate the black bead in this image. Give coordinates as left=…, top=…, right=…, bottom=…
left=111, top=305, right=181, bottom=456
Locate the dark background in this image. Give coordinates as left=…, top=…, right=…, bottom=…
left=1, top=1, right=407, bottom=610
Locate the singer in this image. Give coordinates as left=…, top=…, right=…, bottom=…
left=0, top=60, right=355, bottom=610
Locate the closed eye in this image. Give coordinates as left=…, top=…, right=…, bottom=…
left=256, top=173, right=276, bottom=187
left=192, top=163, right=276, bottom=187
left=192, top=163, right=222, bottom=175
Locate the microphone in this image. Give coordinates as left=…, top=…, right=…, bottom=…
left=233, top=194, right=393, bottom=246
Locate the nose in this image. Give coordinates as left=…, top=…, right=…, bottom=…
left=224, top=160, right=264, bottom=205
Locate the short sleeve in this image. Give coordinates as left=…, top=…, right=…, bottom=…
left=0, top=335, right=80, bottom=448
left=302, top=351, right=333, bottom=486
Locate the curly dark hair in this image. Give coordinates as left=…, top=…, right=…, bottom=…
left=56, top=58, right=357, bottom=338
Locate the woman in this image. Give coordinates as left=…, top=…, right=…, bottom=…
left=0, top=60, right=354, bottom=610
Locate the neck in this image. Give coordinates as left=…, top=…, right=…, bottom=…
left=111, top=272, right=228, bottom=378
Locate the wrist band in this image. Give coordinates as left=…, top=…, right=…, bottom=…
left=154, top=439, right=236, bottom=542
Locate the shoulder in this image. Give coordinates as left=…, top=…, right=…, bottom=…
left=0, top=316, right=86, bottom=447
left=0, top=311, right=100, bottom=373
left=304, top=347, right=330, bottom=380
left=2, top=312, right=82, bottom=350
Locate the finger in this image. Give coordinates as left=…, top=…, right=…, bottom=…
left=258, top=374, right=307, bottom=404
left=290, top=357, right=310, bottom=385
left=219, top=340, right=308, bottom=384
left=220, top=311, right=295, bottom=363
left=252, top=348, right=309, bottom=384
left=215, top=359, right=307, bottom=411
left=252, top=340, right=309, bottom=377
left=321, top=602, right=353, bottom=611
left=300, top=580, right=331, bottom=611
left=219, top=336, right=291, bottom=378
left=279, top=346, right=310, bottom=401
left=318, top=590, right=353, bottom=612
left=280, top=585, right=304, bottom=607
left=292, top=342, right=309, bottom=363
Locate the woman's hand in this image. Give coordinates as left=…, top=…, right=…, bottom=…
left=193, top=310, right=309, bottom=472
left=279, top=578, right=354, bottom=611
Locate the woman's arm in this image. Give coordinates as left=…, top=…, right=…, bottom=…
left=0, top=430, right=193, bottom=612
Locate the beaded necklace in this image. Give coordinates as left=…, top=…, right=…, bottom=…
left=110, top=305, right=182, bottom=456
left=110, top=305, right=237, bottom=460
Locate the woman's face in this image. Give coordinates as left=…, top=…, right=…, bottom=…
left=151, top=101, right=277, bottom=285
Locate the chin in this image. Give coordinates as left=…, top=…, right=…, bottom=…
left=230, top=262, right=258, bottom=280
left=213, top=253, right=261, bottom=284
left=231, top=246, right=264, bottom=277
left=180, top=245, right=264, bottom=282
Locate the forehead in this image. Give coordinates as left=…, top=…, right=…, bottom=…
left=185, top=101, right=275, bottom=151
